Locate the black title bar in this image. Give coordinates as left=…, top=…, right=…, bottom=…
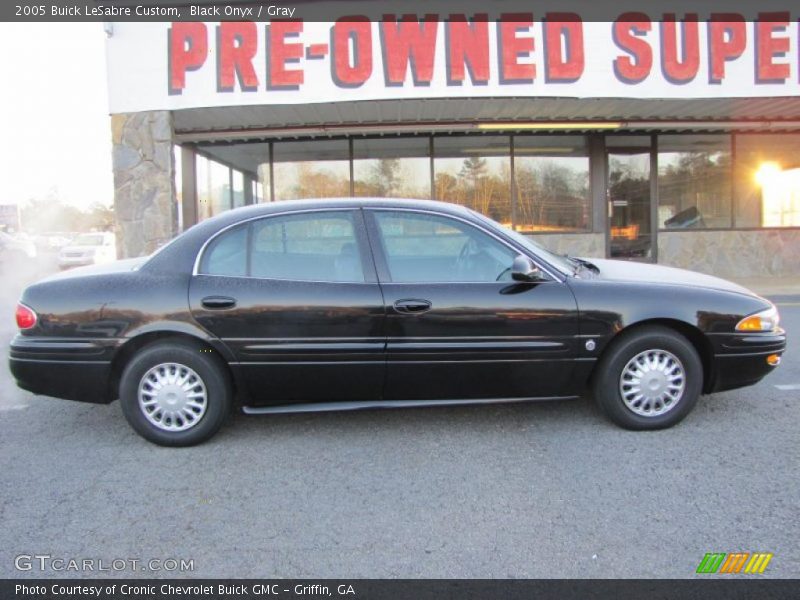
left=4, top=0, right=800, bottom=22
left=4, top=579, right=800, bottom=600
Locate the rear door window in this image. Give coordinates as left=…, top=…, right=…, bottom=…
left=199, top=212, right=365, bottom=283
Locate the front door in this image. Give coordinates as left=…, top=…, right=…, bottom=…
left=607, top=138, right=654, bottom=261
left=364, top=209, right=580, bottom=401
left=189, top=209, right=385, bottom=406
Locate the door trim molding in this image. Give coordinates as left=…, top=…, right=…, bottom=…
left=242, top=395, right=581, bottom=415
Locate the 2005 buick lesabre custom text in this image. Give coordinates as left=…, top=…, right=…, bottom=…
left=8, top=199, right=786, bottom=446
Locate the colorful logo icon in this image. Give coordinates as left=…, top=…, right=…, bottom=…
left=696, top=552, right=773, bottom=574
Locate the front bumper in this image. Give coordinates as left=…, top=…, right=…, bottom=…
left=9, top=335, right=114, bottom=403
left=708, top=329, right=786, bottom=393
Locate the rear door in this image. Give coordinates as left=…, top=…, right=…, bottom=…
left=189, top=209, right=385, bottom=406
left=364, top=208, right=581, bottom=401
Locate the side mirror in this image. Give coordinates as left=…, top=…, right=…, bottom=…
left=511, top=255, right=543, bottom=282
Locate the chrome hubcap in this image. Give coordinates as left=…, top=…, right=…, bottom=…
left=138, top=363, right=207, bottom=432
left=619, top=349, right=685, bottom=417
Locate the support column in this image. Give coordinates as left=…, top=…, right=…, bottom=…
left=243, top=173, right=255, bottom=206
left=181, top=146, right=198, bottom=228
left=111, top=110, right=177, bottom=258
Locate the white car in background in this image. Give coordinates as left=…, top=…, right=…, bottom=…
left=58, top=232, right=116, bottom=269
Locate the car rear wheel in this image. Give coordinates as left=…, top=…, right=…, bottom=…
left=592, top=326, right=702, bottom=430
left=119, top=340, right=231, bottom=446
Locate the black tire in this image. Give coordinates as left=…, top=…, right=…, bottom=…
left=592, top=326, right=702, bottom=430
left=119, top=340, right=232, bottom=446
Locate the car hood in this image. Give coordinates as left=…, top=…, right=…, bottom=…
left=584, top=258, right=754, bottom=296
left=43, top=257, right=148, bottom=281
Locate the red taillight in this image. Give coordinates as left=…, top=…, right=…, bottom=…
left=15, top=303, right=37, bottom=330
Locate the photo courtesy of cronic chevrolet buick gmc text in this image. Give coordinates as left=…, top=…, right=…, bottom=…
left=8, top=199, right=786, bottom=446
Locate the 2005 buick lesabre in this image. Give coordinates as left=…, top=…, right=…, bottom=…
left=9, top=199, right=786, bottom=445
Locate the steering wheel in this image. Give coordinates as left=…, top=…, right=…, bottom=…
left=495, top=266, right=512, bottom=281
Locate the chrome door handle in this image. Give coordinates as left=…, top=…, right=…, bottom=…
left=393, top=299, right=432, bottom=314
left=201, top=296, right=237, bottom=310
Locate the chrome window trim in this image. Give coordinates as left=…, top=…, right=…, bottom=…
left=365, top=207, right=565, bottom=283
left=192, top=204, right=565, bottom=283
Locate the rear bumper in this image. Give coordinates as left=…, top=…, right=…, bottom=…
left=8, top=335, right=114, bottom=403
left=709, top=329, right=786, bottom=393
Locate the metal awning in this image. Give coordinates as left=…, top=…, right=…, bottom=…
left=173, top=97, right=800, bottom=143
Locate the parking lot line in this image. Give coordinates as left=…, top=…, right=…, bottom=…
left=774, top=384, right=800, bottom=391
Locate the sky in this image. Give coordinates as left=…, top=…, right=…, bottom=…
left=0, top=23, right=113, bottom=209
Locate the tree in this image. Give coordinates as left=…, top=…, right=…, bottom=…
left=369, top=158, right=401, bottom=196
left=20, top=197, right=114, bottom=234
left=85, top=203, right=115, bottom=231
left=454, top=156, right=484, bottom=211
left=435, top=172, right=459, bottom=202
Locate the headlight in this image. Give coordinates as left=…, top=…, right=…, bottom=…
left=736, top=306, right=780, bottom=332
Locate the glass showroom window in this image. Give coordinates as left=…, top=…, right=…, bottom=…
left=196, top=156, right=233, bottom=220
left=434, top=136, right=511, bottom=227
left=734, top=134, right=800, bottom=228
left=658, top=135, right=732, bottom=229
left=209, top=159, right=232, bottom=216
left=353, top=137, right=431, bottom=198
left=257, top=157, right=271, bottom=202
left=273, top=139, right=350, bottom=200
left=232, top=170, right=245, bottom=208
left=193, top=142, right=270, bottom=207
left=514, top=136, right=591, bottom=233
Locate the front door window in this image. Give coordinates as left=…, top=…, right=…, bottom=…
left=371, top=211, right=517, bottom=283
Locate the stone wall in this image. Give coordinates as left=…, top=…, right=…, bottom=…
left=111, top=111, right=176, bottom=259
left=531, top=230, right=800, bottom=278
left=531, top=233, right=605, bottom=258
left=659, top=230, right=800, bottom=278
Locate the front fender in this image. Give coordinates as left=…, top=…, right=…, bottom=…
left=568, top=279, right=770, bottom=352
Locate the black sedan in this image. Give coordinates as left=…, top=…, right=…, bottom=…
left=9, top=199, right=786, bottom=446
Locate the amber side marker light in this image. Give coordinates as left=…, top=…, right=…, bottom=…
left=767, top=354, right=781, bottom=367
left=15, top=303, right=37, bottom=330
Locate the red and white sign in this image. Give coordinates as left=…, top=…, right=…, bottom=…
left=105, top=14, right=800, bottom=113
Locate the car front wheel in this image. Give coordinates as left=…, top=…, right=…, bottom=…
left=119, top=340, right=231, bottom=446
left=592, top=326, right=703, bottom=430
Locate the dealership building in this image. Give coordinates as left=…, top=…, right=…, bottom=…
left=105, top=16, right=800, bottom=277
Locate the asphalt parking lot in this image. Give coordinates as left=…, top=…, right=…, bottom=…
left=1, top=261, right=798, bottom=579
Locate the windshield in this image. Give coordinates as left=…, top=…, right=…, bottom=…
left=71, top=234, right=106, bottom=246
left=469, top=211, right=574, bottom=276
